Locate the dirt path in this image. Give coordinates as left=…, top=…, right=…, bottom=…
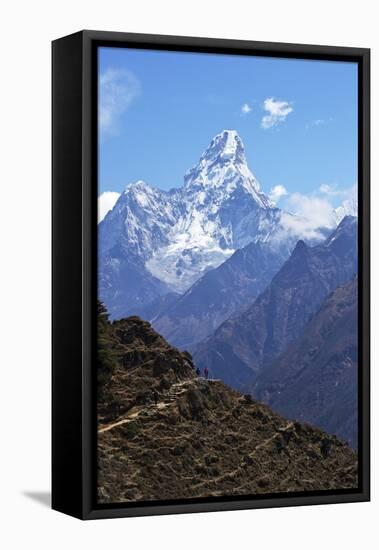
left=98, top=408, right=143, bottom=433
left=188, top=421, right=294, bottom=493
left=98, top=379, right=201, bottom=434
left=248, top=421, right=294, bottom=456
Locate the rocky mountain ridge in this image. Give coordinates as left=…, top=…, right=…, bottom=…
left=194, top=216, right=358, bottom=390
left=251, top=277, right=358, bottom=448
left=153, top=241, right=287, bottom=350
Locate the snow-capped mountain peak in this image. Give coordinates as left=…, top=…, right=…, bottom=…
left=184, top=130, right=270, bottom=209
left=199, top=129, right=246, bottom=166
left=125, top=179, right=151, bottom=193
left=99, top=129, right=336, bottom=307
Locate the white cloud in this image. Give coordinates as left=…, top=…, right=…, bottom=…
left=269, top=184, right=288, bottom=204
left=241, top=103, right=252, bottom=115
left=280, top=193, right=336, bottom=241
left=272, top=183, right=357, bottom=242
left=319, top=183, right=339, bottom=196
left=288, top=193, right=336, bottom=227
left=319, top=182, right=357, bottom=199
left=99, top=69, right=141, bottom=138
left=98, top=191, right=120, bottom=222
left=310, top=119, right=326, bottom=127
left=306, top=117, right=333, bottom=129
left=261, top=97, right=293, bottom=129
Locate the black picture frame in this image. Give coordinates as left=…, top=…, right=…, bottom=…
left=52, top=30, right=370, bottom=520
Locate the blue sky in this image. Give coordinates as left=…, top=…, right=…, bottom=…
left=98, top=46, right=358, bottom=209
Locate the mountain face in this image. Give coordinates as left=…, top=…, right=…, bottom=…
left=97, top=314, right=357, bottom=503
left=98, top=243, right=171, bottom=320
left=99, top=130, right=321, bottom=318
left=133, top=291, right=181, bottom=322
left=153, top=242, right=287, bottom=351
left=251, top=277, right=358, bottom=448
left=194, top=216, right=358, bottom=390
left=335, top=196, right=358, bottom=224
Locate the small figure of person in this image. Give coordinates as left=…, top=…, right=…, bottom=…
left=320, top=438, right=332, bottom=459
left=204, top=367, right=209, bottom=380
left=196, top=367, right=201, bottom=376
left=152, top=389, right=159, bottom=406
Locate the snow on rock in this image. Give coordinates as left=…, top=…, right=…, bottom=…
left=334, top=196, right=358, bottom=224
left=99, top=130, right=347, bottom=306
left=184, top=130, right=271, bottom=209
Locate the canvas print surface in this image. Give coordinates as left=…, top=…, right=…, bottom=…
left=97, top=47, right=359, bottom=504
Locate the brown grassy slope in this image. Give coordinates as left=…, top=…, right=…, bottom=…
left=97, top=317, right=357, bottom=504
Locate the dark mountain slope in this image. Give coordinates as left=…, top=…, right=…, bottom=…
left=153, top=242, right=286, bottom=350
left=97, top=315, right=357, bottom=504
left=99, top=243, right=170, bottom=319
left=194, top=217, right=357, bottom=390
left=251, top=277, right=358, bottom=448
left=133, top=291, right=181, bottom=322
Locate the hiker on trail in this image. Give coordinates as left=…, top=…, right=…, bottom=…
left=320, top=438, right=332, bottom=458
left=204, top=367, right=209, bottom=380
left=196, top=367, right=200, bottom=376
left=152, top=389, right=159, bottom=406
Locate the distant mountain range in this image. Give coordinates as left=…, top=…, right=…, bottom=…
left=251, top=276, right=358, bottom=448
left=194, top=216, right=357, bottom=390
left=99, top=130, right=348, bottom=319
left=152, top=241, right=287, bottom=350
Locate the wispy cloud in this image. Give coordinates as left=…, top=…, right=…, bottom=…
left=99, top=68, right=141, bottom=138
left=319, top=183, right=356, bottom=199
left=261, top=97, right=293, bottom=129
left=282, top=193, right=336, bottom=239
left=241, top=103, right=252, bottom=116
left=319, top=183, right=340, bottom=196
left=278, top=183, right=357, bottom=240
left=306, top=117, right=333, bottom=130
left=98, top=191, right=120, bottom=222
left=269, top=184, right=288, bottom=204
